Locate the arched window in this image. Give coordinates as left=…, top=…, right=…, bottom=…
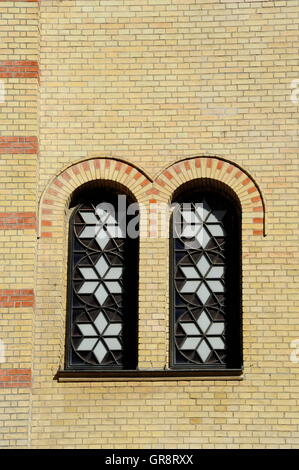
left=66, top=184, right=139, bottom=370
left=171, top=181, right=242, bottom=372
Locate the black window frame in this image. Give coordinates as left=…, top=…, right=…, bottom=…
left=65, top=185, right=139, bottom=372
left=169, top=182, right=243, bottom=373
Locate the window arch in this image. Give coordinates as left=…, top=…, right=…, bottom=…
left=170, top=179, right=242, bottom=372
left=66, top=183, right=139, bottom=370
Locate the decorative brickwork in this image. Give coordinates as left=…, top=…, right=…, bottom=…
left=0, top=369, right=32, bottom=388
left=39, top=158, right=152, bottom=238
left=0, top=137, right=38, bottom=155
left=0, top=0, right=38, bottom=2
left=0, top=212, right=36, bottom=230
left=0, top=289, right=34, bottom=308
left=153, top=157, right=266, bottom=236
left=39, top=156, right=265, bottom=238
left=0, top=61, right=39, bottom=79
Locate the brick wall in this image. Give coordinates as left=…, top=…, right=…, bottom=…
left=1, top=0, right=299, bottom=449
left=0, top=0, right=39, bottom=448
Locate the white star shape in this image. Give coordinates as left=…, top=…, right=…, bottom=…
left=179, top=311, right=225, bottom=362
left=179, top=254, right=224, bottom=304
left=78, top=255, right=122, bottom=305
left=175, top=201, right=226, bottom=248
left=79, top=208, right=124, bottom=250
left=76, top=311, right=122, bottom=363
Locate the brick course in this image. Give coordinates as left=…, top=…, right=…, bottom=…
left=0, top=137, right=38, bottom=155
left=0, top=369, right=32, bottom=388
left=0, top=61, right=39, bottom=79
left=0, top=212, right=36, bottom=230
left=0, top=289, right=34, bottom=308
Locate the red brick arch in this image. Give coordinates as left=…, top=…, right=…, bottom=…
left=39, top=156, right=265, bottom=238
left=149, top=156, right=265, bottom=236
left=38, top=158, right=152, bottom=238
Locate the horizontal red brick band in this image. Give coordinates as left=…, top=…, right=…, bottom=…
left=0, top=1, right=38, bottom=3
left=0, top=212, right=36, bottom=230
left=0, top=60, right=39, bottom=79
left=0, top=136, right=38, bottom=154
left=0, top=289, right=34, bottom=308
left=0, top=369, right=31, bottom=388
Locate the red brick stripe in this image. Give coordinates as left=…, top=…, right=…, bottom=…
left=0, top=60, right=39, bottom=78
left=0, top=289, right=34, bottom=308
left=0, top=137, right=38, bottom=154
left=0, top=1, right=38, bottom=3
left=0, top=369, right=32, bottom=388
left=0, top=212, right=36, bottom=230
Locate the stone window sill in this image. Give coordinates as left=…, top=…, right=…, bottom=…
left=56, top=368, right=243, bottom=382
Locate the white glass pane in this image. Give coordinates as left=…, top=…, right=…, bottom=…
left=79, top=226, right=97, bottom=239
left=107, top=225, right=123, bottom=238
left=94, top=284, right=108, bottom=305
left=95, top=230, right=110, bottom=250
left=94, top=312, right=108, bottom=334
left=93, top=341, right=107, bottom=363
left=79, top=268, right=98, bottom=280
left=181, top=210, right=197, bottom=224
left=208, top=224, right=225, bottom=237
left=208, top=322, right=225, bottom=335
left=197, top=311, right=211, bottom=333
left=95, top=207, right=109, bottom=220
left=181, top=323, right=200, bottom=335
left=180, top=280, right=201, bottom=293
left=208, top=337, right=225, bottom=350
left=105, top=214, right=118, bottom=225
left=105, top=267, right=122, bottom=280
left=105, top=323, right=122, bottom=336
left=207, top=266, right=224, bottom=279
left=196, top=255, right=210, bottom=276
left=197, top=340, right=211, bottom=362
left=181, top=337, right=200, bottom=350
left=80, top=212, right=98, bottom=224
left=182, top=225, right=200, bottom=238
left=196, top=227, right=210, bottom=248
left=78, top=281, right=98, bottom=294
left=180, top=266, right=198, bottom=279
left=77, top=338, right=98, bottom=351
left=207, top=280, right=224, bottom=293
left=105, top=338, right=122, bottom=351
left=195, top=202, right=210, bottom=222
left=77, top=324, right=97, bottom=336
left=196, top=283, right=210, bottom=304
left=105, top=281, right=122, bottom=294
left=94, top=256, right=109, bottom=277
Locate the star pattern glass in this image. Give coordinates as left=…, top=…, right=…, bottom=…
left=179, top=254, right=224, bottom=305
left=179, top=311, right=225, bottom=362
left=173, top=201, right=226, bottom=249
left=77, top=255, right=122, bottom=306
left=173, top=199, right=228, bottom=366
left=76, top=311, right=122, bottom=364
left=78, top=207, right=124, bottom=250
left=68, top=198, right=138, bottom=369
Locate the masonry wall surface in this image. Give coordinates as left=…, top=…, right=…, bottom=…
left=0, top=0, right=298, bottom=448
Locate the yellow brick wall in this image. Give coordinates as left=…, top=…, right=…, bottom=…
left=1, top=0, right=299, bottom=448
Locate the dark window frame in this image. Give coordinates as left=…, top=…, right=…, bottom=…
left=65, top=186, right=139, bottom=371
left=169, top=182, right=243, bottom=373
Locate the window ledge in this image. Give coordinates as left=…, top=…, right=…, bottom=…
left=55, top=369, right=243, bottom=382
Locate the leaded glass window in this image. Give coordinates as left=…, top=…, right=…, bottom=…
left=66, top=189, right=138, bottom=370
left=171, top=187, right=242, bottom=371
